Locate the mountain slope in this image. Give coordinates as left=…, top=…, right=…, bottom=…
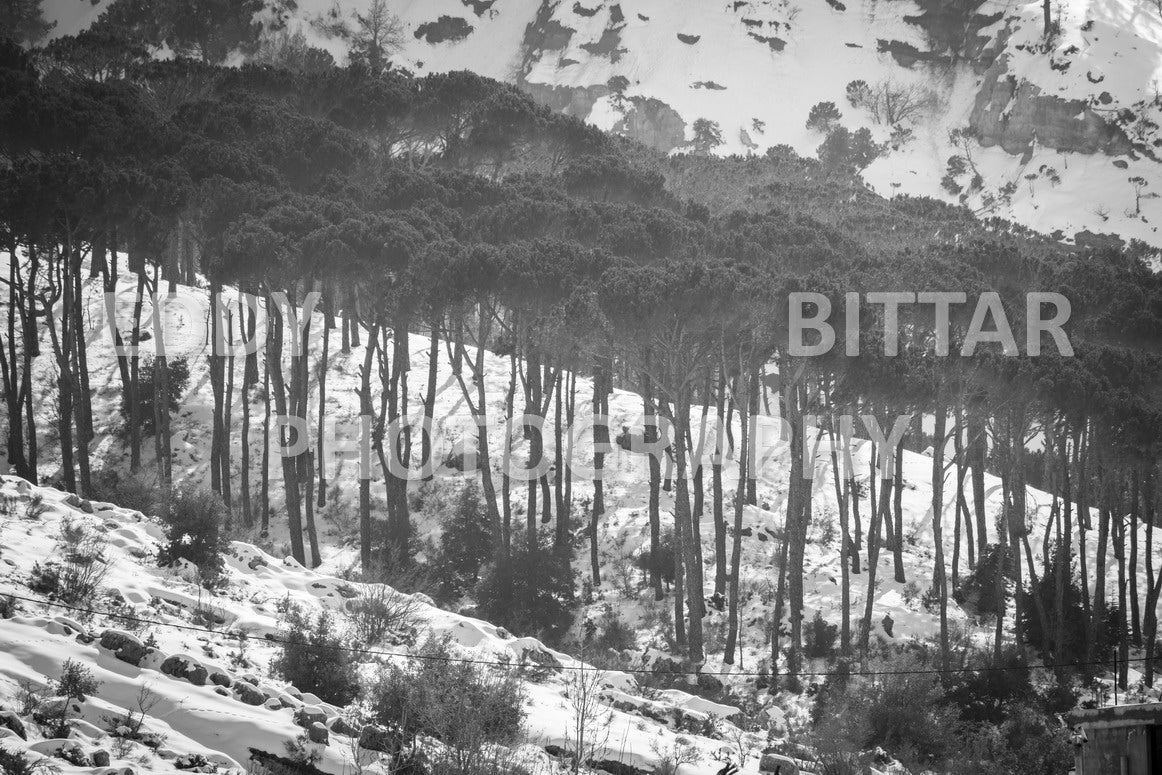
left=0, top=475, right=749, bottom=775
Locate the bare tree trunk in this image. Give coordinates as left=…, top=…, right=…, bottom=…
left=590, top=356, right=608, bottom=585
left=642, top=365, right=663, bottom=599
left=712, top=368, right=727, bottom=596
left=358, top=324, right=380, bottom=569
left=267, top=295, right=305, bottom=565
left=725, top=366, right=750, bottom=664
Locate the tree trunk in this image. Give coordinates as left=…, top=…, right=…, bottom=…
left=712, top=369, right=727, bottom=596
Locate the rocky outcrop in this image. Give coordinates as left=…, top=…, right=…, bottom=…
left=970, top=58, right=1132, bottom=156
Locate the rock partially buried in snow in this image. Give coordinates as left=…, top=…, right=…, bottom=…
left=160, top=654, right=209, bottom=686
left=294, top=706, right=328, bottom=728
left=759, top=753, right=799, bottom=773
left=99, top=629, right=150, bottom=666
left=234, top=682, right=265, bottom=706
left=0, top=709, right=26, bottom=739
left=307, top=721, right=329, bottom=745
left=329, top=715, right=359, bottom=737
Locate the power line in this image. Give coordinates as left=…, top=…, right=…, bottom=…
left=0, top=591, right=1148, bottom=680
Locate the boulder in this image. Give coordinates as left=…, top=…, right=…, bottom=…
left=0, top=710, right=26, bottom=739
left=235, top=683, right=265, bottom=706
left=307, top=722, right=329, bottom=745
left=92, top=749, right=111, bottom=767
left=329, top=716, right=359, bottom=738
left=294, top=706, right=328, bottom=728
left=209, top=671, right=232, bottom=688
left=160, top=655, right=208, bottom=686
left=99, top=630, right=150, bottom=666
left=588, top=760, right=648, bottom=775
left=758, top=753, right=798, bottom=773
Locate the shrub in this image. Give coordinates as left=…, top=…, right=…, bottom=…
left=806, top=101, right=841, bottom=132
left=591, top=608, right=637, bottom=653
left=633, top=528, right=676, bottom=585
left=120, top=356, right=190, bottom=436
left=56, top=658, right=100, bottom=701
left=91, top=469, right=160, bottom=516
left=157, top=487, right=227, bottom=588
left=0, top=748, right=55, bottom=775
left=345, top=585, right=422, bottom=645
left=845, top=79, right=871, bottom=108
left=23, top=493, right=48, bottom=521
left=271, top=604, right=360, bottom=706
left=691, top=118, right=723, bottom=153
left=953, top=543, right=1010, bottom=617
left=369, top=635, right=524, bottom=773
left=475, top=538, right=576, bottom=645
left=30, top=519, right=109, bottom=604
left=811, top=655, right=957, bottom=767
left=804, top=610, right=839, bottom=659
left=432, top=485, right=493, bottom=602
left=819, top=126, right=876, bottom=171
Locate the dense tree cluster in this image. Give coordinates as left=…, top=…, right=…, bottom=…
left=1, top=4, right=1161, bottom=710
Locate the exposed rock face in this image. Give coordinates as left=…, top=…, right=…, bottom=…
left=970, top=59, right=1132, bottom=156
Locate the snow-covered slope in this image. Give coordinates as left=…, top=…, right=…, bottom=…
left=5, top=254, right=1162, bottom=696
left=0, top=475, right=752, bottom=775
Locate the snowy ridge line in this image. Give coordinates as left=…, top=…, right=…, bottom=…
left=0, top=591, right=1144, bottom=678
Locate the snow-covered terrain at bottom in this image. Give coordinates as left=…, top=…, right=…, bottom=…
left=0, top=475, right=757, bottom=775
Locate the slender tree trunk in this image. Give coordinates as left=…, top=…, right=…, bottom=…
left=590, top=356, right=609, bottom=585
left=267, top=295, right=305, bottom=564
left=725, top=364, right=750, bottom=664
left=713, top=368, right=727, bottom=596
left=316, top=298, right=331, bottom=509
left=422, top=325, right=439, bottom=480
left=358, top=324, right=380, bottom=569
left=643, top=367, right=663, bottom=600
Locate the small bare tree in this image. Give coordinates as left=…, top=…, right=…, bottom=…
left=650, top=739, right=702, bottom=775
left=872, top=80, right=936, bottom=126
left=564, top=667, right=613, bottom=773
left=345, top=585, right=423, bottom=645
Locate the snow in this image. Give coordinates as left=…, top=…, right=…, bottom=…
left=0, top=472, right=756, bottom=775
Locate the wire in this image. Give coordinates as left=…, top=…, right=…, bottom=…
left=0, top=590, right=1150, bottom=680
